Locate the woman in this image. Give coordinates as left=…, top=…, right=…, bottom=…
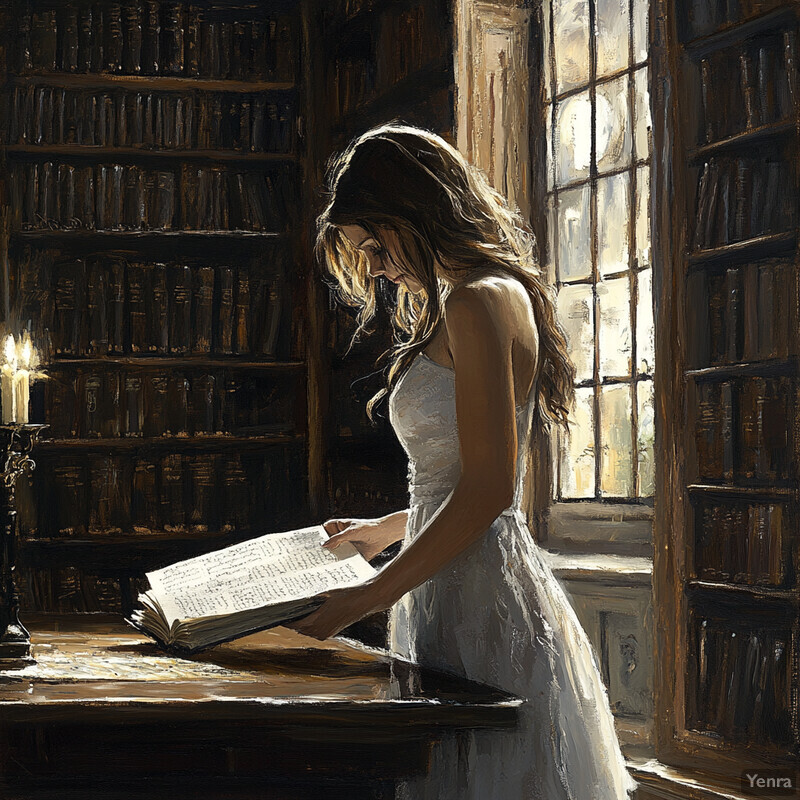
left=291, top=123, right=638, bottom=799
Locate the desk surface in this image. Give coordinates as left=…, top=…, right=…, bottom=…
left=0, top=615, right=521, bottom=795
left=0, top=614, right=520, bottom=730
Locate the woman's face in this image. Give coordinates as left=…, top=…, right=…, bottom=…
left=340, top=225, right=424, bottom=294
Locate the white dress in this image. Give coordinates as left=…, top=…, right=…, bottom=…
left=387, top=351, right=639, bottom=800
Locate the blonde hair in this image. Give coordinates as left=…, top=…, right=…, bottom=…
left=315, top=123, right=576, bottom=431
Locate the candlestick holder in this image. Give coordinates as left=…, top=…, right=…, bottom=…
left=0, top=424, right=46, bottom=663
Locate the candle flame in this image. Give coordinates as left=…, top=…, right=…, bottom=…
left=19, top=338, right=32, bottom=369
left=3, top=335, right=16, bottom=367
left=1, top=332, right=39, bottom=374
left=0, top=331, right=39, bottom=423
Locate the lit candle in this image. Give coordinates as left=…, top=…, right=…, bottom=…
left=14, top=335, right=31, bottom=425
left=1, top=335, right=16, bottom=424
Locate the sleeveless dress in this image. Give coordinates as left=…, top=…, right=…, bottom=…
left=387, top=350, right=639, bottom=800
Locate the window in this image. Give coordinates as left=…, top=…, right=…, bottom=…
left=541, top=0, right=655, bottom=502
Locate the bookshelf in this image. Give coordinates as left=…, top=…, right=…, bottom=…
left=0, top=0, right=310, bottom=614
left=0, top=0, right=455, bottom=619
left=656, top=0, right=799, bottom=780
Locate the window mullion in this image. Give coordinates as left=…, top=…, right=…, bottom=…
left=589, top=0, right=601, bottom=499
left=628, top=0, right=640, bottom=496
left=547, top=0, right=562, bottom=501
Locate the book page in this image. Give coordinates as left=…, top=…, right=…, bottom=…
left=145, top=526, right=375, bottom=624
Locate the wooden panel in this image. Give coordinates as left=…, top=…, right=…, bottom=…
left=557, top=573, right=655, bottom=748
left=654, top=0, right=800, bottom=779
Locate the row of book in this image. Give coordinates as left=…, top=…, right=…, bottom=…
left=45, top=370, right=298, bottom=440
left=679, top=0, right=793, bottom=42
left=329, top=458, right=410, bottom=518
left=374, top=6, right=441, bottom=89
left=331, top=359, right=391, bottom=440
left=695, top=376, right=792, bottom=483
left=686, top=260, right=793, bottom=368
left=9, top=161, right=293, bottom=231
left=181, top=165, right=293, bottom=231
left=692, top=154, right=795, bottom=250
left=688, top=616, right=793, bottom=746
left=327, top=279, right=400, bottom=354
left=698, top=31, right=796, bottom=143
left=328, top=298, right=368, bottom=355
left=15, top=566, right=126, bottom=614
left=692, top=500, right=788, bottom=585
left=35, top=258, right=287, bottom=358
left=6, top=86, right=296, bottom=153
left=329, top=4, right=443, bottom=119
left=329, top=59, right=376, bottom=121
left=14, top=3, right=294, bottom=81
left=21, top=449, right=306, bottom=538
left=326, top=0, right=380, bottom=20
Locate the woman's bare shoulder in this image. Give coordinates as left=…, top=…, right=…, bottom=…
left=444, top=278, right=509, bottom=330
left=444, top=274, right=539, bottom=377
left=444, top=275, right=531, bottom=330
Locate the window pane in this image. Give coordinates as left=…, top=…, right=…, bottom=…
left=597, top=171, right=630, bottom=276
left=596, top=76, right=631, bottom=174
left=557, top=282, right=595, bottom=383
left=556, top=91, right=592, bottom=184
left=636, top=163, right=651, bottom=266
left=558, top=185, right=591, bottom=281
left=634, top=67, right=651, bottom=159
left=599, top=383, right=633, bottom=496
left=633, top=0, right=649, bottom=63
left=598, top=276, right=632, bottom=378
left=554, top=0, right=590, bottom=93
left=596, top=0, right=629, bottom=78
left=636, top=267, right=654, bottom=374
left=561, top=385, right=595, bottom=498
left=637, top=379, right=655, bottom=496
left=546, top=0, right=653, bottom=503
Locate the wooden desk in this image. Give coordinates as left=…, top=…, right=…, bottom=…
left=0, top=615, right=520, bottom=800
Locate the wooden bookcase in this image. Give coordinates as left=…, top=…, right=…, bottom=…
left=0, top=0, right=454, bottom=616
left=0, top=0, right=312, bottom=615
left=656, top=0, right=799, bottom=781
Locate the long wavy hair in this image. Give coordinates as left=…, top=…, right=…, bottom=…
left=315, top=123, right=576, bottom=432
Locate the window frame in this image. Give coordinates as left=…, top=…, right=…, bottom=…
left=531, top=0, right=657, bottom=549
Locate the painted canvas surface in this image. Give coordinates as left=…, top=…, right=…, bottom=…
left=0, top=0, right=796, bottom=798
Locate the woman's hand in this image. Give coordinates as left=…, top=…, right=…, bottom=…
left=285, top=511, right=408, bottom=640
left=286, top=580, right=391, bottom=640
left=322, top=514, right=406, bottom=561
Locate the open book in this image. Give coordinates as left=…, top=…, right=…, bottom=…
left=127, top=525, right=376, bottom=654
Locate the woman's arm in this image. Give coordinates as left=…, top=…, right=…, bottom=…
left=289, top=283, right=518, bottom=639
